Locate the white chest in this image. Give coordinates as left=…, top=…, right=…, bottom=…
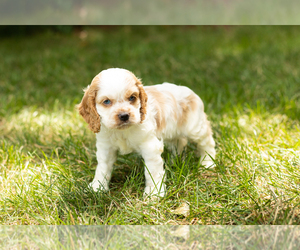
left=111, top=133, right=135, bottom=155
left=98, top=127, right=142, bottom=155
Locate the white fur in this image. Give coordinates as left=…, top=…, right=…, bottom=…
left=84, top=68, right=216, bottom=197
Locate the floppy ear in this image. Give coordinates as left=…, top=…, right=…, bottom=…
left=78, top=76, right=101, bottom=133
left=136, top=79, right=148, bottom=123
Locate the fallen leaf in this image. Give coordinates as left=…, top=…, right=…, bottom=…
left=171, top=202, right=190, bottom=217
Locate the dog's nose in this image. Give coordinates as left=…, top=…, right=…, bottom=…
left=118, top=113, right=130, bottom=122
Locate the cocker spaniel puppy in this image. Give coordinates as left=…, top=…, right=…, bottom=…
left=78, top=68, right=215, bottom=197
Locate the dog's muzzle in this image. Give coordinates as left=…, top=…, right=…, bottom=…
left=118, top=112, right=130, bottom=122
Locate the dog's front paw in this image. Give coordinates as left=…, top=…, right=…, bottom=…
left=199, top=154, right=216, bottom=169
left=88, top=180, right=109, bottom=192
left=144, top=184, right=166, bottom=198
left=202, top=160, right=215, bottom=169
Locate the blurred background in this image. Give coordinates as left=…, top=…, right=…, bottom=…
left=1, top=0, right=299, bottom=25
left=1, top=25, right=299, bottom=118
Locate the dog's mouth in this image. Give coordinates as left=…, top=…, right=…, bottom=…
left=116, top=121, right=132, bottom=129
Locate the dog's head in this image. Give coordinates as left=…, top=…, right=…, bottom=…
left=78, top=68, right=148, bottom=133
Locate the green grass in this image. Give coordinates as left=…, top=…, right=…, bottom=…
left=0, top=26, right=299, bottom=225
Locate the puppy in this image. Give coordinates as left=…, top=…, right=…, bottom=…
left=78, top=68, right=215, bottom=197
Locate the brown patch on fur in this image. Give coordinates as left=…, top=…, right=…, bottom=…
left=145, top=87, right=167, bottom=132
left=125, top=90, right=138, bottom=100
left=77, top=75, right=101, bottom=133
left=169, top=93, right=178, bottom=121
left=135, top=79, right=148, bottom=123
left=125, top=90, right=139, bottom=107
left=178, top=94, right=198, bottom=128
left=187, top=93, right=198, bottom=111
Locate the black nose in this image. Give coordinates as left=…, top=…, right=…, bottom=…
left=118, top=113, right=130, bottom=122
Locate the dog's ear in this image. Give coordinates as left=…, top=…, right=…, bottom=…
left=136, top=79, right=148, bottom=123
left=78, top=76, right=101, bottom=133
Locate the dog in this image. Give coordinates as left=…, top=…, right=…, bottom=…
left=78, top=68, right=215, bottom=197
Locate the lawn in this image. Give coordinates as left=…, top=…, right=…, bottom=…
left=0, top=26, right=299, bottom=225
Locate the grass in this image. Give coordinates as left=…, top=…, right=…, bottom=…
left=2, top=225, right=300, bottom=249
left=0, top=26, right=299, bottom=225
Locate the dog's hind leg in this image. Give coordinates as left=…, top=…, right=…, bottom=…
left=188, top=117, right=216, bottom=168
left=176, top=137, right=188, bottom=155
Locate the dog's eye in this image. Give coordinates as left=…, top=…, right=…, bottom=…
left=129, top=95, right=136, bottom=102
left=103, top=99, right=111, bottom=105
